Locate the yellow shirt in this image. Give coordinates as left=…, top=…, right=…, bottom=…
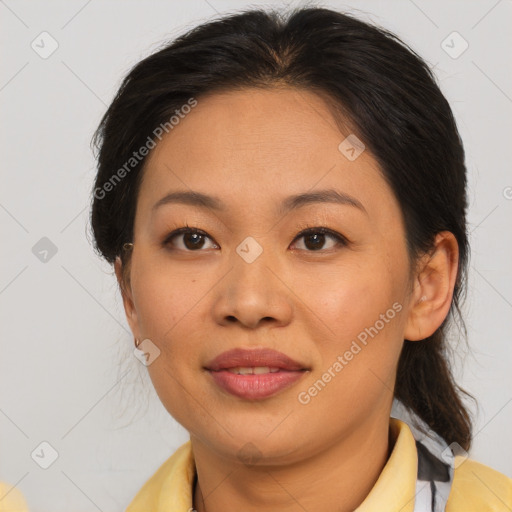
left=1, top=419, right=511, bottom=511
left=124, top=418, right=512, bottom=511
left=0, top=482, right=28, bottom=512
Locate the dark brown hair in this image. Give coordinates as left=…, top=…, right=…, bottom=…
left=90, top=6, right=474, bottom=449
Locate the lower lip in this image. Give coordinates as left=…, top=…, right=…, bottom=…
left=207, top=369, right=306, bottom=400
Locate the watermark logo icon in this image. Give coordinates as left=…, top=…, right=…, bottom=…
left=441, top=31, right=469, bottom=59
left=32, top=237, right=58, bottom=263
left=441, top=441, right=469, bottom=469
left=237, top=442, right=263, bottom=465
left=236, top=236, right=263, bottom=263
left=31, top=31, right=59, bottom=59
left=31, top=441, right=59, bottom=469
left=338, top=134, right=365, bottom=161
left=134, top=338, right=161, bottom=366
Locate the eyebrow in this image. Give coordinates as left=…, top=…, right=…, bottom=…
left=152, top=189, right=367, bottom=216
left=280, top=189, right=367, bottom=216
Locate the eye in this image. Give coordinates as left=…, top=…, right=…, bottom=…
left=162, top=225, right=348, bottom=252
left=163, top=226, right=219, bottom=251
left=291, top=227, right=348, bottom=252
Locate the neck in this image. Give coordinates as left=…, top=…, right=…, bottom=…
left=192, top=414, right=394, bottom=512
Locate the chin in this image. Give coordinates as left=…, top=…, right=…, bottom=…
left=192, top=423, right=309, bottom=467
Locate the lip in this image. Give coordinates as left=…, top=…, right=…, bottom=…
left=206, top=348, right=307, bottom=371
left=205, top=348, right=309, bottom=400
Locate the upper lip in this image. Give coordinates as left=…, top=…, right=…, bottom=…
left=205, top=348, right=308, bottom=371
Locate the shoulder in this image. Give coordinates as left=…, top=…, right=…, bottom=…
left=125, top=440, right=194, bottom=512
left=0, top=481, right=29, bottom=511
left=447, top=457, right=512, bottom=511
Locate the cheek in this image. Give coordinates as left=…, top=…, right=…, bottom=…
left=130, top=261, right=208, bottom=428
left=131, top=257, right=208, bottom=340
left=309, top=258, right=397, bottom=330
left=306, top=251, right=407, bottom=378
left=299, top=279, right=405, bottom=421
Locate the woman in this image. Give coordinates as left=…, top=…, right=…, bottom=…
left=56, top=5, right=512, bottom=512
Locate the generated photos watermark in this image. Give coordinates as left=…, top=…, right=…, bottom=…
left=94, top=97, right=198, bottom=200
left=298, top=301, right=403, bottom=405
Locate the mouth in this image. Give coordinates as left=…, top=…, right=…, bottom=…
left=222, top=366, right=282, bottom=374
left=204, top=348, right=310, bottom=400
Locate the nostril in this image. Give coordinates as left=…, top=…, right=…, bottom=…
left=224, top=315, right=276, bottom=326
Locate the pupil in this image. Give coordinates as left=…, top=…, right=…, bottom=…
left=184, top=233, right=204, bottom=250
left=306, top=233, right=324, bottom=250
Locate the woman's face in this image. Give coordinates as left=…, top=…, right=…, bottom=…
left=120, top=87, right=417, bottom=463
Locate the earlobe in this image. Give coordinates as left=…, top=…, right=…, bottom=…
left=404, top=232, right=459, bottom=341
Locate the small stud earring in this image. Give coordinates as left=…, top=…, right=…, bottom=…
left=419, top=295, right=427, bottom=303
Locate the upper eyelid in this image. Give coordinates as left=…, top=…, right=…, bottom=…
left=295, top=226, right=346, bottom=238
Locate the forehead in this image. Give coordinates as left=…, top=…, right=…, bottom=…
left=138, top=87, right=398, bottom=220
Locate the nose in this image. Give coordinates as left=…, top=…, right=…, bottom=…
left=210, top=243, right=294, bottom=330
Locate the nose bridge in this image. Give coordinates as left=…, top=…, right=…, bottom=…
left=230, top=234, right=276, bottom=300
left=211, top=235, right=292, bottom=328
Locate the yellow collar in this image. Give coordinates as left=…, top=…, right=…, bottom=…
left=126, top=418, right=417, bottom=512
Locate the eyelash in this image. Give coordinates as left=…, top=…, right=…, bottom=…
left=162, top=223, right=349, bottom=253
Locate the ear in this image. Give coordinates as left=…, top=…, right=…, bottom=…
left=114, top=256, right=141, bottom=340
left=404, top=231, right=459, bottom=341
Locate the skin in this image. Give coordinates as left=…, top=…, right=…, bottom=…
left=115, top=87, right=459, bottom=511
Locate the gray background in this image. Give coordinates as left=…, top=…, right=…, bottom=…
left=1, top=0, right=511, bottom=510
